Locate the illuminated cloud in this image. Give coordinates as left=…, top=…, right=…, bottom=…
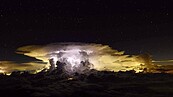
left=3, top=42, right=171, bottom=74
left=0, top=61, right=47, bottom=74
left=16, top=42, right=156, bottom=73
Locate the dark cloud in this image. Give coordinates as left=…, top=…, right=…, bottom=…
left=0, top=71, right=173, bottom=97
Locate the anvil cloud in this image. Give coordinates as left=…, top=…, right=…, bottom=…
left=15, top=42, right=156, bottom=73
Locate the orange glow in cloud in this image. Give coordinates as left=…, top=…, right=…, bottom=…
left=1, top=42, right=172, bottom=74
left=15, top=43, right=157, bottom=73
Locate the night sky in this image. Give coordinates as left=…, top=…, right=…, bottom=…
left=0, top=0, right=173, bottom=63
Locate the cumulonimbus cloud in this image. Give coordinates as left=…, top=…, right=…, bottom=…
left=15, top=42, right=157, bottom=73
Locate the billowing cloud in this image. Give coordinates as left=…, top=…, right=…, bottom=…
left=15, top=42, right=156, bottom=73
left=3, top=42, right=172, bottom=74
